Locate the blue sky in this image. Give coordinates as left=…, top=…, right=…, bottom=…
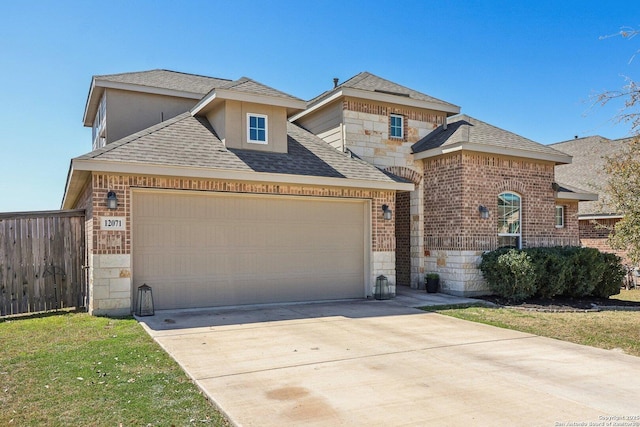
left=0, top=0, right=638, bottom=212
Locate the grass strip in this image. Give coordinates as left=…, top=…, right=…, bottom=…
left=0, top=312, right=229, bottom=426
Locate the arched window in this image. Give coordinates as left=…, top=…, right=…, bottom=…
left=498, top=192, right=521, bottom=248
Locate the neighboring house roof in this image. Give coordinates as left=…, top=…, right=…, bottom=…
left=290, top=71, right=460, bottom=121
left=83, top=69, right=230, bottom=126
left=412, top=114, right=573, bottom=165
left=551, top=135, right=633, bottom=217
left=63, top=112, right=412, bottom=209
left=192, top=77, right=306, bottom=116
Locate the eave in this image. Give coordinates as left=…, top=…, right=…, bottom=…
left=555, top=191, right=598, bottom=202
left=290, top=87, right=461, bottom=122
left=192, top=88, right=306, bottom=117
left=578, top=213, right=623, bottom=221
left=412, top=141, right=573, bottom=165
left=62, top=158, right=414, bottom=209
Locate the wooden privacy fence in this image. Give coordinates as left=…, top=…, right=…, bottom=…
left=0, top=210, right=86, bottom=316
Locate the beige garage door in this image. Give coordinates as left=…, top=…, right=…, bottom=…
left=132, top=191, right=367, bottom=310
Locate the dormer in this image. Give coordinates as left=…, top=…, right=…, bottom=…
left=192, top=78, right=305, bottom=154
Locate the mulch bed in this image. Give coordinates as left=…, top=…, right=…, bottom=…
left=474, top=293, right=640, bottom=312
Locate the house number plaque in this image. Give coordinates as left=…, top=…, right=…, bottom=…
left=100, top=216, right=126, bottom=231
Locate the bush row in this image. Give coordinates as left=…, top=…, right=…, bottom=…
left=479, top=246, right=624, bottom=302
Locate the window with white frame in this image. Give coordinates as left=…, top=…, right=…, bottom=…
left=390, top=114, right=404, bottom=139
left=92, top=94, right=107, bottom=150
left=555, top=205, right=565, bottom=228
left=247, top=113, right=268, bottom=144
left=498, top=192, right=522, bottom=248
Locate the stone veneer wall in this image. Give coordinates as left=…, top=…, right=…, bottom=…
left=423, top=152, right=581, bottom=296
left=341, top=99, right=439, bottom=288
left=83, top=172, right=396, bottom=315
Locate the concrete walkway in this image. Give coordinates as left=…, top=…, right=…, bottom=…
left=139, top=290, right=640, bottom=426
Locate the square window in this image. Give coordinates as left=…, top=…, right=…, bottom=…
left=247, top=113, right=268, bottom=144
left=390, top=114, right=403, bottom=139
left=555, top=206, right=565, bottom=228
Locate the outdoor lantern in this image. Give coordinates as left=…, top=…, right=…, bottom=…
left=135, top=284, right=154, bottom=316
left=374, top=275, right=390, bottom=300
left=106, top=191, right=118, bottom=210
left=478, top=205, right=489, bottom=219
left=381, top=204, right=392, bottom=221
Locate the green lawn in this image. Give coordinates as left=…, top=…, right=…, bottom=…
left=0, top=312, right=229, bottom=427
left=424, top=289, right=640, bottom=357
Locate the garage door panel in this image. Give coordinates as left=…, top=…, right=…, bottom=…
left=133, top=192, right=366, bottom=310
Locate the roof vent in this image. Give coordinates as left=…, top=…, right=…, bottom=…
left=443, top=118, right=448, bottom=130
left=333, top=78, right=339, bottom=88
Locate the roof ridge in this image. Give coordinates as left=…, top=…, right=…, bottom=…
left=337, top=71, right=370, bottom=88
left=94, top=69, right=231, bottom=82
left=549, top=135, right=608, bottom=146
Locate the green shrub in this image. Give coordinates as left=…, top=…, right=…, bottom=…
left=527, top=247, right=569, bottom=298
left=480, top=249, right=537, bottom=302
left=593, top=252, right=624, bottom=298
left=562, top=247, right=604, bottom=297
left=480, top=246, right=626, bottom=300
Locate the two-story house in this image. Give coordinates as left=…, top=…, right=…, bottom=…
left=292, top=72, right=593, bottom=295
left=63, top=70, right=594, bottom=316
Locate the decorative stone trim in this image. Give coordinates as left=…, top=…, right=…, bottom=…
left=343, top=98, right=446, bottom=125
left=383, top=166, right=423, bottom=185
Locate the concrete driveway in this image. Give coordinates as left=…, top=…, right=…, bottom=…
left=139, top=294, right=640, bottom=426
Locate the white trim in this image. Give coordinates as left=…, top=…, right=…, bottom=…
left=413, top=141, right=572, bottom=165
left=578, top=214, right=624, bottom=221
left=247, top=113, right=268, bottom=144
left=555, top=205, right=565, bottom=228
left=497, top=191, right=522, bottom=249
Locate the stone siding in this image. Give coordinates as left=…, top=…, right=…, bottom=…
left=341, top=99, right=434, bottom=289
left=424, top=250, right=487, bottom=296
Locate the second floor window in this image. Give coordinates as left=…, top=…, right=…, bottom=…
left=390, top=114, right=403, bottom=139
left=248, top=113, right=268, bottom=144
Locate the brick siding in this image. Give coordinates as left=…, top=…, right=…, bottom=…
left=343, top=98, right=446, bottom=125
left=87, top=173, right=396, bottom=255
left=580, top=218, right=630, bottom=263
left=395, top=191, right=411, bottom=286
left=423, top=152, right=580, bottom=251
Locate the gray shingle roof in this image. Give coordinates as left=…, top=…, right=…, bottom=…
left=551, top=136, right=633, bottom=215
left=412, top=114, right=571, bottom=162
left=94, top=69, right=230, bottom=95
left=218, top=77, right=303, bottom=101
left=76, top=113, right=400, bottom=184
left=307, top=71, right=458, bottom=109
